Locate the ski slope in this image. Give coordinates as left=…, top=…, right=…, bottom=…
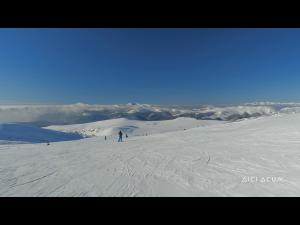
left=1, top=113, right=300, bottom=196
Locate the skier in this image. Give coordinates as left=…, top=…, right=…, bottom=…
left=105, top=136, right=107, bottom=141
left=118, top=130, right=123, bottom=142
left=126, top=134, right=128, bottom=138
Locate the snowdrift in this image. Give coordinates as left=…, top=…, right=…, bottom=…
left=0, top=123, right=82, bottom=144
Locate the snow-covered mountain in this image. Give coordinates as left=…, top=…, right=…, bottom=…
left=2, top=102, right=300, bottom=196
left=0, top=102, right=292, bottom=127
left=46, top=117, right=225, bottom=138
left=1, top=112, right=300, bottom=196
left=0, top=117, right=225, bottom=145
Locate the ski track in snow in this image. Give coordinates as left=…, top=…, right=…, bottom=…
left=1, top=114, right=300, bottom=196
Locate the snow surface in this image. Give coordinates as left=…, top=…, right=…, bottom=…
left=1, top=113, right=300, bottom=196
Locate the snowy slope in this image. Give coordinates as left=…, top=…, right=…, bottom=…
left=46, top=117, right=225, bottom=138
left=1, top=113, right=300, bottom=196
left=0, top=124, right=82, bottom=144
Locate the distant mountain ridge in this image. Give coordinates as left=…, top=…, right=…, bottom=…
left=1, top=102, right=299, bottom=127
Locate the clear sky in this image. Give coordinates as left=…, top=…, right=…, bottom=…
left=1, top=28, right=300, bottom=105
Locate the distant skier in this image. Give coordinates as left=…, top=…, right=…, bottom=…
left=118, top=130, right=123, bottom=142
left=126, top=134, right=128, bottom=138
left=105, top=136, right=107, bottom=141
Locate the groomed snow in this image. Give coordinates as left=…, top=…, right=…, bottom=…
left=1, top=113, right=300, bottom=196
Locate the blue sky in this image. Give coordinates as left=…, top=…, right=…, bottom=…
left=1, top=28, right=300, bottom=105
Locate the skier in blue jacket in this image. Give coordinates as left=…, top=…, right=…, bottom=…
left=118, top=130, right=123, bottom=142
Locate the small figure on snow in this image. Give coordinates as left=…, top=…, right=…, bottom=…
left=105, top=136, right=107, bottom=141
left=126, top=134, right=128, bottom=138
left=118, top=130, right=123, bottom=142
